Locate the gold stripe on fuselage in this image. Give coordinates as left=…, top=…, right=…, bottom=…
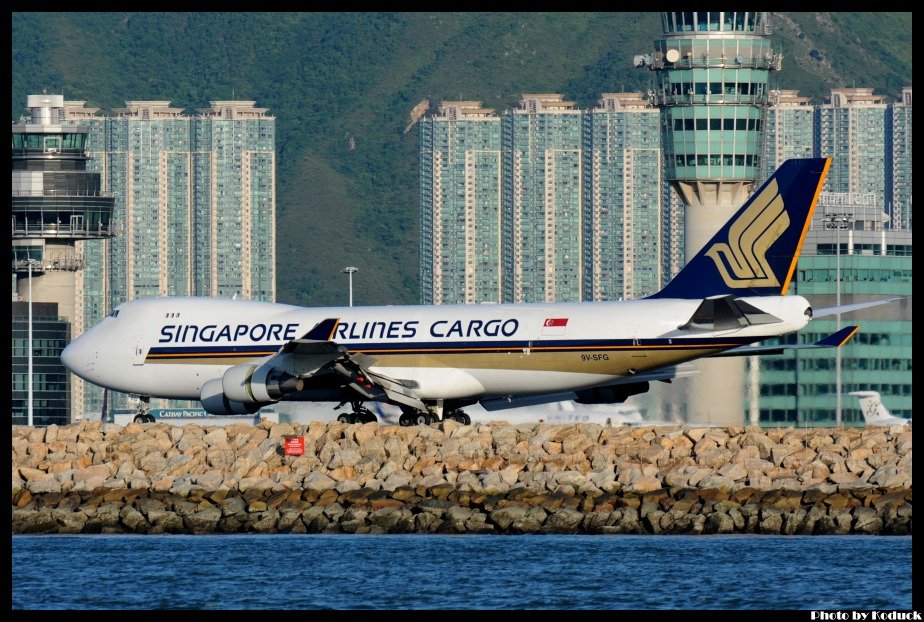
left=144, top=346, right=724, bottom=375
left=146, top=356, right=266, bottom=366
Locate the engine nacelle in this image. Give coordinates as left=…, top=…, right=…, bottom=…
left=574, top=381, right=649, bottom=405
left=221, top=362, right=304, bottom=404
left=200, top=378, right=262, bottom=415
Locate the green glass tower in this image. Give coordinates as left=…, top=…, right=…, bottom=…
left=640, top=11, right=779, bottom=256
left=747, top=196, right=912, bottom=425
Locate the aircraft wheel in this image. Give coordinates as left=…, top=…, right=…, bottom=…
left=359, top=410, right=377, bottom=424
left=398, top=413, right=415, bottom=427
left=415, top=412, right=430, bottom=426
left=133, top=414, right=147, bottom=424
left=145, top=414, right=156, bottom=423
left=337, top=413, right=352, bottom=424
left=460, top=413, right=471, bottom=425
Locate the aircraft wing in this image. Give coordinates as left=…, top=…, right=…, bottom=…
left=709, top=325, right=859, bottom=358
left=811, top=298, right=902, bottom=318
left=270, top=318, right=427, bottom=410
left=608, top=364, right=698, bottom=385
left=479, top=364, right=697, bottom=411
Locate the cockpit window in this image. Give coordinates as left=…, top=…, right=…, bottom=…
left=108, top=310, right=120, bottom=318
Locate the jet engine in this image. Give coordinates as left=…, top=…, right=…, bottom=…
left=221, top=362, right=305, bottom=404
left=200, top=378, right=262, bottom=415
left=574, top=381, right=649, bottom=404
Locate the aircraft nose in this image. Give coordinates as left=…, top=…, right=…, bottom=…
left=61, top=335, right=96, bottom=376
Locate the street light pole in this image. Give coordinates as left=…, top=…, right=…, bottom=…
left=835, top=219, right=842, bottom=427
left=26, top=260, right=37, bottom=427
left=343, top=267, right=357, bottom=307
left=826, top=213, right=852, bottom=427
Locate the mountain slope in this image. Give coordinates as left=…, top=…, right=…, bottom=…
left=12, top=12, right=912, bottom=306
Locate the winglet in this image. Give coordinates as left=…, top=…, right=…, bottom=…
left=303, top=318, right=340, bottom=341
left=815, top=325, right=859, bottom=347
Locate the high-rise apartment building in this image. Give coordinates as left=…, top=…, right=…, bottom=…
left=581, top=93, right=663, bottom=301
left=761, top=88, right=910, bottom=233
left=60, top=99, right=276, bottom=417
left=816, top=88, right=888, bottom=210
left=762, top=89, right=815, bottom=180
left=419, top=93, right=671, bottom=306
left=502, top=94, right=583, bottom=303
left=419, top=101, right=502, bottom=305
left=193, top=101, right=277, bottom=300
left=889, top=86, right=912, bottom=230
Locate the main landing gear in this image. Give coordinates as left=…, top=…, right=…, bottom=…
left=335, top=401, right=378, bottom=424
left=444, top=409, right=471, bottom=425
left=332, top=400, right=473, bottom=426
left=133, top=395, right=155, bottom=424
left=397, top=405, right=471, bottom=426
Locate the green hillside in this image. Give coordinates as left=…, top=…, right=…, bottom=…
left=12, top=12, right=912, bottom=307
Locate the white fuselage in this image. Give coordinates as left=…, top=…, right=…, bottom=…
left=62, top=295, right=812, bottom=402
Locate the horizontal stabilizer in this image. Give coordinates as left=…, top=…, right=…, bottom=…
left=813, top=325, right=860, bottom=347
left=811, top=298, right=902, bottom=319
left=710, top=325, right=859, bottom=357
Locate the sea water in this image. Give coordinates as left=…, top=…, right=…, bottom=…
left=12, top=534, right=912, bottom=610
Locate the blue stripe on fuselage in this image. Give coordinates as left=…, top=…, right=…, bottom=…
left=145, top=335, right=761, bottom=358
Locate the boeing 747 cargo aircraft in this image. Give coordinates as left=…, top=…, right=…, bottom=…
left=62, top=158, right=894, bottom=426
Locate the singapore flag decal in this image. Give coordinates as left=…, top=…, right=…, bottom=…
left=541, top=317, right=569, bottom=337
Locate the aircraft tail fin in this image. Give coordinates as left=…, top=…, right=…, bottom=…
left=650, top=158, right=831, bottom=299
left=849, top=391, right=896, bottom=425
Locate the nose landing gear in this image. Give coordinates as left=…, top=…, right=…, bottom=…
left=132, top=396, right=154, bottom=423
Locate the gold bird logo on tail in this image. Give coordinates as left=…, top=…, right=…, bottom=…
left=706, top=179, right=789, bottom=288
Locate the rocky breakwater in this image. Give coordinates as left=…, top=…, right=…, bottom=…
left=12, top=420, right=912, bottom=535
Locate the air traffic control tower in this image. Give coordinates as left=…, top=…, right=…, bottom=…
left=637, top=12, right=781, bottom=423
left=12, top=94, right=115, bottom=320
left=12, top=94, right=115, bottom=423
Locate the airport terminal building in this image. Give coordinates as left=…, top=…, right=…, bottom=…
left=747, top=194, right=913, bottom=425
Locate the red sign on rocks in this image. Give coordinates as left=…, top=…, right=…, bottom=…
left=283, top=436, right=305, bottom=456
